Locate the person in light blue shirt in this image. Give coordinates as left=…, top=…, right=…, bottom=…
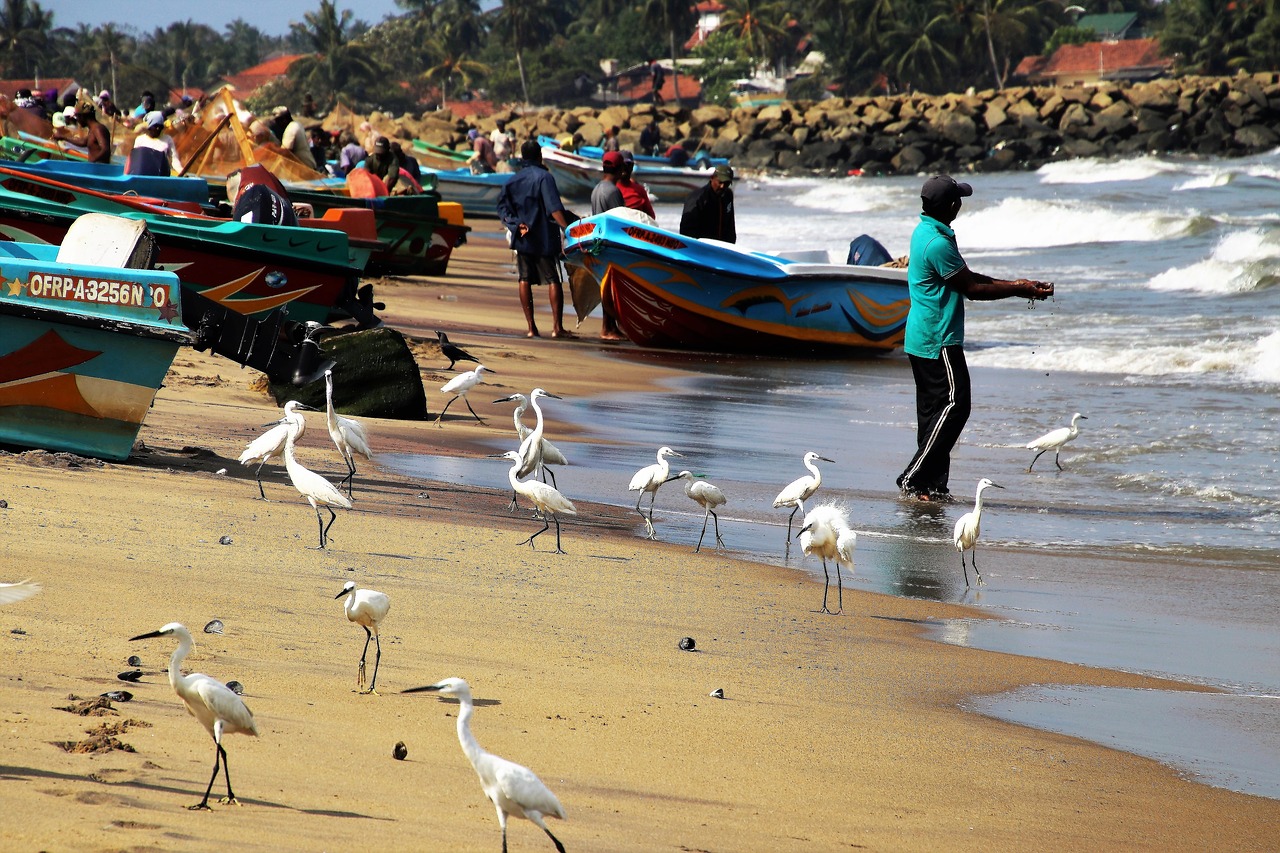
left=896, top=175, right=1053, bottom=502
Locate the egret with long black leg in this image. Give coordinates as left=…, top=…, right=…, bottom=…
left=495, top=389, right=566, bottom=509
left=664, top=470, right=727, bottom=552
left=324, top=369, right=373, bottom=496
left=282, top=417, right=352, bottom=549
left=436, top=330, right=480, bottom=370
left=799, top=504, right=856, bottom=614
left=437, top=365, right=493, bottom=426
left=130, top=623, right=258, bottom=810
left=773, top=451, right=835, bottom=551
left=954, top=478, right=1004, bottom=587
left=402, top=678, right=567, bottom=853
left=1027, top=412, right=1087, bottom=472
left=628, top=446, right=683, bottom=539
left=237, top=400, right=310, bottom=500
left=335, top=581, right=390, bottom=694
left=494, top=450, right=576, bottom=553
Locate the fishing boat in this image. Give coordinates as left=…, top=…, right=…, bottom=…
left=422, top=166, right=510, bottom=215
left=411, top=138, right=474, bottom=171
left=538, top=140, right=715, bottom=202
left=562, top=211, right=910, bottom=356
left=574, top=142, right=728, bottom=169
left=0, top=166, right=372, bottom=328
left=0, top=213, right=192, bottom=460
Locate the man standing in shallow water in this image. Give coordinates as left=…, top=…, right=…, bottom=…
left=497, top=140, right=571, bottom=338
left=896, top=174, right=1053, bottom=502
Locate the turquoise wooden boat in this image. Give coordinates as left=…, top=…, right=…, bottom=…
left=0, top=220, right=192, bottom=460
left=563, top=211, right=910, bottom=356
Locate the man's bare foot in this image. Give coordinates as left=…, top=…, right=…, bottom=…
left=600, top=332, right=624, bottom=341
left=527, top=328, right=540, bottom=338
left=551, top=329, right=574, bottom=338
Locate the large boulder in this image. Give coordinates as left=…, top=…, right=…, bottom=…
left=268, top=327, right=427, bottom=420
left=930, top=110, right=978, bottom=145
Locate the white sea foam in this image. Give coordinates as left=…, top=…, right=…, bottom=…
left=1037, top=156, right=1175, bottom=184
left=960, top=197, right=1197, bottom=249
left=1174, top=172, right=1233, bottom=191
left=1246, top=331, right=1280, bottom=384
left=965, top=337, right=1275, bottom=383
left=785, top=177, right=911, bottom=214
left=1147, top=228, right=1280, bottom=294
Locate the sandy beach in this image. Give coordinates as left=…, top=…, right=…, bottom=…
left=2, top=238, right=1277, bottom=852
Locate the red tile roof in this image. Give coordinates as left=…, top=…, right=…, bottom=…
left=1017, top=38, right=1172, bottom=82
left=221, top=54, right=306, bottom=96
left=0, top=77, right=77, bottom=98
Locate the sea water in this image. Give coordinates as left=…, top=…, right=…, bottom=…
left=386, top=150, right=1280, bottom=798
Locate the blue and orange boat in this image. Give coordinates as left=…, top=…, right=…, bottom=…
left=0, top=214, right=192, bottom=460
left=563, top=212, right=910, bottom=356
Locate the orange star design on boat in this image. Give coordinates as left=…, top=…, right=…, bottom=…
left=6, top=277, right=24, bottom=297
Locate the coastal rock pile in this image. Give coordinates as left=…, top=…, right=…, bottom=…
left=374, top=73, right=1280, bottom=176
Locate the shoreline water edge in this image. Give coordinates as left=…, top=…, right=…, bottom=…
left=2, top=235, right=1277, bottom=851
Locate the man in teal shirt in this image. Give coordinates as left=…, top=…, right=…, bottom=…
left=897, top=175, right=1053, bottom=501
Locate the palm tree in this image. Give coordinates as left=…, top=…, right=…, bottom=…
left=138, top=21, right=221, bottom=95
left=640, top=0, right=699, bottom=107
left=287, top=0, right=380, bottom=103
left=422, top=38, right=490, bottom=108
left=0, top=0, right=52, bottom=78
left=884, top=0, right=962, bottom=93
left=493, top=0, right=556, bottom=104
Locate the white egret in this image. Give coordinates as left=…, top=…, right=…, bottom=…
left=664, top=470, right=727, bottom=552
left=282, top=418, right=352, bottom=549
left=799, top=504, right=856, bottom=615
left=628, top=446, right=684, bottom=539
left=402, top=678, right=566, bottom=853
left=237, top=400, right=310, bottom=500
left=773, top=451, right=835, bottom=548
left=335, top=580, right=390, bottom=694
left=495, top=389, right=567, bottom=504
left=1027, top=412, right=1088, bottom=472
left=494, top=450, right=577, bottom=553
left=954, top=478, right=1005, bottom=587
left=130, top=622, right=259, bottom=810
left=437, top=364, right=494, bottom=426
left=324, top=369, right=373, bottom=496
left=0, top=579, right=40, bottom=605
left=436, top=330, right=479, bottom=370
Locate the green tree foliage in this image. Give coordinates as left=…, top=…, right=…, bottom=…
left=0, top=0, right=52, bottom=77
left=286, top=0, right=380, bottom=105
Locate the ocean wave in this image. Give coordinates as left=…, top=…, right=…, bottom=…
left=1037, top=156, right=1177, bottom=184
left=1147, top=228, right=1280, bottom=294
left=960, top=197, right=1200, bottom=249
left=785, top=177, right=912, bottom=214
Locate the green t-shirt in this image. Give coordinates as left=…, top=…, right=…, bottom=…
left=904, top=214, right=966, bottom=359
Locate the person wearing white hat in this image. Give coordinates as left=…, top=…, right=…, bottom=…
left=126, top=111, right=182, bottom=176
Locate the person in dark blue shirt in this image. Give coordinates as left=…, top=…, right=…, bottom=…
left=497, top=140, right=571, bottom=337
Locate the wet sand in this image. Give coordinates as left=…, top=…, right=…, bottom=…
left=1, top=238, right=1277, bottom=851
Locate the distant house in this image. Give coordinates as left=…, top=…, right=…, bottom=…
left=686, top=1, right=727, bottom=51
left=215, top=54, right=307, bottom=99
left=596, top=61, right=702, bottom=107
left=1015, top=37, right=1173, bottom=87
left=1074, top=13, right=1140, bottom=41
left=0, top=77, right=78, bottom=101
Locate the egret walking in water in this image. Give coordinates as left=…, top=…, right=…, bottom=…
left=665, top=470, right=727, bottom=552
left=402, top=678, right=567, bottom=853
left=799, top=504, right=856, bottom=614
left=495, top=388, right=567, bottom=503
left=438, top=365, right=494, bottom=426
left=773, top=451, right=835, bottom=550
left=324, top=369, right=373, bottom=496
left=954, top=478, right=1004, bottom=587
left=628, top=446, right=684, bottom=540
left=0, top=579, right=40, bottom=605
left=237, top=400, right=310, bottom=500
left=1027, top=412, right=1087, bottom=472
left=130, top=623, right=259, bottom=810
left=436, top=330, right=479, bottom=370
left=282, top=418, right=352, bottom=549
left=335, top=580, right=390, bottom=694
left=495, top=450, right=577, bottom=553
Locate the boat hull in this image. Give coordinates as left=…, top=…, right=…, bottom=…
left=0, top=243, right=191, bottom=460
left=540, top=143, right=715, bottom=202
left=564, top=213, right=910, bottom=357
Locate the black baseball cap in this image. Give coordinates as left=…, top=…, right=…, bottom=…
left=921, top=174, right=972, bottom=205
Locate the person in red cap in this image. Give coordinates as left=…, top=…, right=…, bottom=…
left=591, top=151, right=625, bottom=215
left=896, top=174, right=1054, bottom=502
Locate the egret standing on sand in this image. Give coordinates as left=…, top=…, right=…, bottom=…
left=497, top=388, right=567, bottom=493
left=436, top=330, right=479, bottom=370
left=282, top=418, right=352, bottom=549
left=1027, top=412, right=1087, bottom=472
left=237, top=400, right=310, bottom=500
left=438, top=365, right=494, bottom=426
left=402, top=677, right=567, bottom=853
left=130, top=623, right=259, bottom=810
left=773, top=451, right=835, bottom=549
left=496, top=450, right=577, bottom=553
left=799, top=504, right=856, bottom=614
left=628, top=446, right=684, bottom=539
left=954, top=478, right=1004, bottom=587
left=335, top=580, right=390, bottom=694
left=0, top=579, right=40, bottom=605
left=324, top=369, right=373, bottom=496
left=665, top=470, right=727, bottom=552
